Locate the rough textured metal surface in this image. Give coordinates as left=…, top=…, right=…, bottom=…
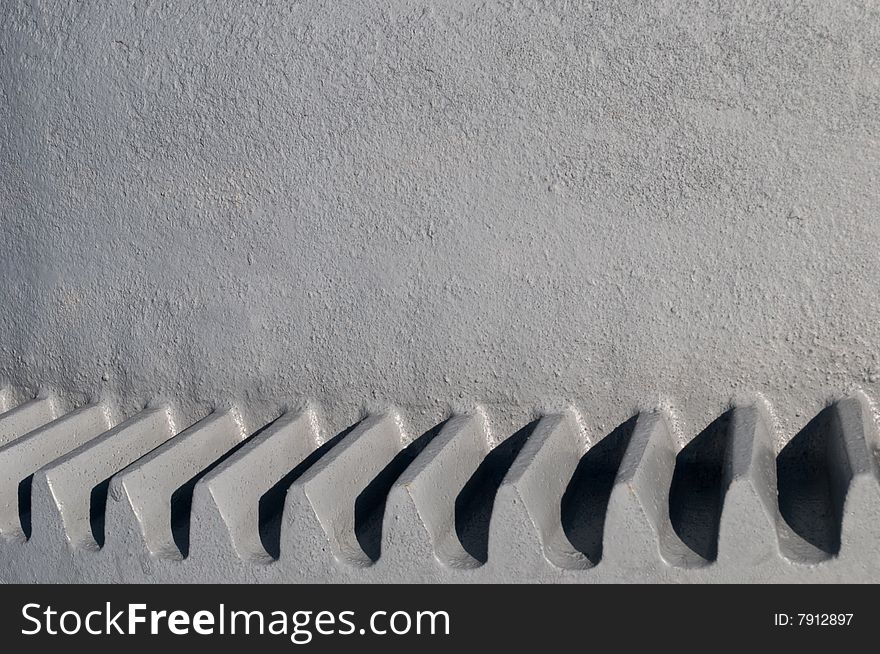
left=1, top=387, right=880, bottom=582
left=1, top=1, right=880, bottom=582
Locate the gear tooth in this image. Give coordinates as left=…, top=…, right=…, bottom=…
left=103, top=410, right=246, bottom=560
left=774, top=398, right=878, bottom=565
left=602, top=411, right=703, bottom=569
left=189, top=408, right=321, bottom=564
left=489, top=412, right=586, bottom=570
left=834, top=395, right=880, bottom=559
left=383, top=413, right=489, bottom=569
left=716, top=405, right=781, bottom=569
left=286, top=413, right=404, bottom=567
left=31, top=407, right=175, bottom=550
left=0, top=402, right=114, bottom=542
left=0, top=395, right=61, bottom=449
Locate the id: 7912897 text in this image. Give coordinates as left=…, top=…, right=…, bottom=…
left=774, top=613, right=853, bottom=627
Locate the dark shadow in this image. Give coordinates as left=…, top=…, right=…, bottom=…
left=454, top=421, right=537, bottom=564
left=354, top=422, right=446, bottom=562
left=89, top=477, right=112, bottom=547
left=169, top=433, right=256, bottom=559
left=561, top=417, right=637, bottom=565
left=668, top=411, right=731, bottom=562
left=777, top=406, right=848, bottom=557
left=257, top=424, right=356, bottom=560
left=18, top=474, right=33, bottom=539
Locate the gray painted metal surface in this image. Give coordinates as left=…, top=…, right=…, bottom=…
left=0, top=388, right=879, bottom=582
left=1, top=1, right=880, bottom=581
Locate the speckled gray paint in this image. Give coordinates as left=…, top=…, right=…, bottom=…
left=1, top=0, right=880, bottom=581
left=3, top=0, right=880, bottom=443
